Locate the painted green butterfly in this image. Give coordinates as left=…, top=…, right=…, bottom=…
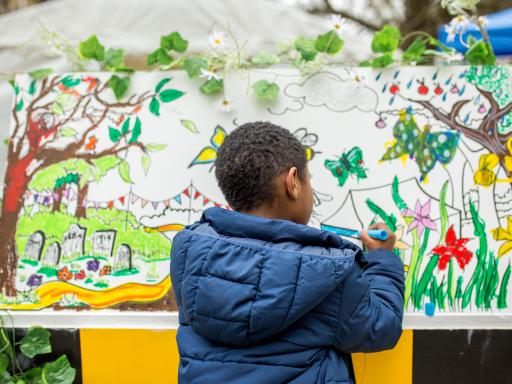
left=381, top=108, right=460, bottom=181
left=324, top=147, right=368, bottom=186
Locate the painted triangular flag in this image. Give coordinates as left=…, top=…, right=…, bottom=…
left=164, top=199, right=171, bottom=207
left=183, top=187, right=190, bottom=198
left=151, top=201, right=159, bottom=210
left=194, top=190, right=201, bottom=200
left=214, top=203, right=221, bottom=207
left=203, top=197, right=210, bottom=205
left=94, top=202, right=100, bottom=210
left=108, top=201, right=114, bottom=209
left=119, top=195, right=125, bottom=205
left=131, top=194, right=139, bottom=204
left=173, top=194, right=182, bottom=205
left=141, top=199, right=148, bottom=208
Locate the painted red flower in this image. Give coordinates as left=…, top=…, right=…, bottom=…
left=431, top=225, right=473, bottom=270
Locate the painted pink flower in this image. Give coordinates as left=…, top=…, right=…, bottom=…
left=403, top=199, right=437, bottom=237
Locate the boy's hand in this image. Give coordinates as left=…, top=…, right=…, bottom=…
left=360, top=223, right=396, bottom=252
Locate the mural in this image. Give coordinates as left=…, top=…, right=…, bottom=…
left=1, top=66, right=511, bottom=320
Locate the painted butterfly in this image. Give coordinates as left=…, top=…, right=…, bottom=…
left=381, top=108, right=460, bottom=181
left=324, top=147, right=368, bottom=187
left=189, top=125, right=227, bottom=168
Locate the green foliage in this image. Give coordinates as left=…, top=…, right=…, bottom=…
left=391, top=176, right=407, bottom=211
left=141, top=154, right=151, bottom=175
left=57, top=127, right=78, bottom=138
left=200, top=78, right=223, bottom=95
left=20, top=327, right=51, bottom=359
left=109, top=126, right=122, bottom=143
left=372, top=25, right=401, bottom=54
left=370, top=53, right=394, bottom=68
left=251, top=80, right=280, bottom=100
left=183, top=56, right=208, bottom=78
left=103, top=48, right=125, bottom=71
left=251, top=51, right=280, bottom=65
left=78, top=34, right=105, bottom=61
left=149, top=97, right=160, bottom=116
left=59, top=76, right=80, bottom=88
left=180, top=119, right=199, bottom=133
left=108, top=75, right=130, bottom=100
left=129, top=117, right=142, bottom=143
left=294, top=37, right=317, bottom=61
left=402, top=37, right=426, bottom=64
left=147, top=48, right=172, bottom=66
left=42, top=356, right=76, bottom=384
left=465, top=40, right=496, bottom=65
left=28, top=68, right=53, bottom=80
left=118, top=160, right=133, bottom=183
left=145, top=143, right=167, bottom=152
left=315, top=30, right=344, bottom=55
left=159, top=89, right=185, bottom=103
left=154, top=78, right=171, bottom=93
left=147, top=31, right=188, bottom=67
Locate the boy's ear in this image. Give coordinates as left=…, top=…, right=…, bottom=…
left=285, top=167, right=299, bottom=200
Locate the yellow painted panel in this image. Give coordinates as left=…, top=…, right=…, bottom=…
left=81, top=329, right=179, bottom=384
left=352, top=330, right=413, bottom=384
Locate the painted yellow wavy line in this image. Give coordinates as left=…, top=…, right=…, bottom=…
left=0, top=277, right=171, bottom=310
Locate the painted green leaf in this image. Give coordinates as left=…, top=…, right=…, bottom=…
left=29, top=68, right=53, bottom=80
left=108, top=75, right=130, bottom=100
left=391, top=176, right=407, bottom=210
left=146, top=143, right=167, bottom=152
left=465, top=40, right=496, bottom=65
left=141, top=154, right=151, bottom=175
left=8, top=80, right=19, bottom=95
left=159, top=89, right=185, bottom=103
left=183, top=56, right=208, bottom=78
left=20, top=327, right=51, bottom=359
left=16, top=98, right=24, bottom=112
left=78, top=34, right=105, bottom=61
left=146, top=48, right=173, bottom=66
left=42, top=355, right=76, bottom=384
left=121, top=117, right=131, bottom=135
left=60, top=76, right=81, bottom=88
left=294, top=37, right=317, bottom=61
left=103, top=48, right=125, bottom=71
left=372, top=25, right=401, bottom=54
left=402, top=37, right=426, bottom=63
left=315, top=30, right=344, bottom=55
left=58, top=127, right=78, bottom=137
left=251, top=51, right=280, bottom=65
left=149, top=97, right=160, bottom=116
left=200, top=78, right=223, bottom=95
left=129, top=117, right=141, bottom=143
left=28, top=80, right=37, bottom=95
left=108, top=127, right=122, bottom=143
left=371, top=53, right=394, bottom=68
left=0, top=353, right=8, bottom=373
left=160, top=31, right=188, bottom=53
left=155, top=78, right=171, bottom=93
left=251, top=80, right=280, bottom=100
left=180, top=119, right=199, bottom=133
left=118, top=160, right=133, bottom=184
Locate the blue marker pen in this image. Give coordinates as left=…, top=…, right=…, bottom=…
left=321, top=224, right=388, bottom=241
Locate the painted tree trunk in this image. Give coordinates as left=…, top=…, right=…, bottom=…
left=75, top=183, right=89, bottom=219
left=52, top=186, right=64, bottom=212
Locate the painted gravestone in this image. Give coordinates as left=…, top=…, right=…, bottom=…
left=0, top=67, right=511, bottom=326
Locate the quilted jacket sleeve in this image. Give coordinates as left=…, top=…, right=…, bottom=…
left=333, top=248, right=405, bottom=353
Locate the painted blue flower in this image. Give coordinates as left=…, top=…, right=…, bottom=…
left=86, top=259, right=100, bottom=272
left=27, top=274, right=43, bottom=287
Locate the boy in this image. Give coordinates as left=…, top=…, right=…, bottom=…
left=170, top=122, right=404, bottom=383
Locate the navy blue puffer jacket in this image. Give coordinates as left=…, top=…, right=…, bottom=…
left=170, top=208, right=404, bottom=383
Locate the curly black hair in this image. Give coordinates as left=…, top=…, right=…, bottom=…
left=215, top=121, right=307, bottom=211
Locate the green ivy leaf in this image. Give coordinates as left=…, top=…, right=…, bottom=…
left=121, top=117, right=131, bottom=135
left=251, top=51, right=280, bottom=65
left=41, top=355, right=76, bottom=384
left=20, top=327, right=51, bottom=359
left=29, top=68, right=53, bottom=80
left=108, top=75, right=130, bottom=100
left=28, top=80, right=37, bottom=95
left=180, top=119, right=199, bottom=133
left=372, top=25, right=401, bottom=54
left=200, top=78, right=223, bottom=95
left=149, top=97, right=160, bottom=116
left=58, top=127, right=78, bottom=137
left=118, top=160, right=133, bottom=184
left=465, top=40, right=496, bottom=65
left=371, top=53, right=394, bottom=68
left=315, top=30, right=344, bottom=55
left=294, top=37, right=317, bottom=61
left=146, top=48, right=173, bottom=66
left=402, top=37, right=426, bottom=63
left=183, top=56, right=208, bottom=78
left=155, top=78, right=171, bottom=93
left=78, top=34, right=105, bottom=61
left=141, top=154, right=151, bottom=175
left=251, top=80, right=280, bottom=100
left=0, top=353, right=8, bottom=373
left=129, top=117, right=141, bottom=143
left=160, top=31, right=188, bottom=53
left=22, top=367, right=43, bottom=384
left=103, top=48, right=125, bottom=71
left=16, top=99, right=24, bottom=112
left=146, top=143, right=167, bottom=152
left=159, top=89, right=185, bottom=103
left=108, top=127, right=122, bottom=143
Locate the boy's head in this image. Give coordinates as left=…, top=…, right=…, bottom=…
left=215, top=121, right=313, bottom=225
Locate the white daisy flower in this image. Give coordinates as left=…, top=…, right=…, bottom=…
left=209, top=31, right=227, bottom=49
left=444, top=50, right=465, bottom=62
left=444, top=24, right=458, bottom=42
left=449, top=14, right=469, bottom=31
left=217, top=98, right=234, bottom=112
left=329, top=15, right=346, bottom=36
left=477, top=16, right=489, bottom=27
left=200, top=68, right=221, bottom=81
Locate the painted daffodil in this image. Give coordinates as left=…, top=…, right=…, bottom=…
left=492, top=216, right=512, bottom=258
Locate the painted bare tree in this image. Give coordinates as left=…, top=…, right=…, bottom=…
left=0, top=74, right=180, bottom=295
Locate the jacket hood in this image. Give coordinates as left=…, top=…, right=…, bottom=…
left=170, top=207, right=361, bottom=347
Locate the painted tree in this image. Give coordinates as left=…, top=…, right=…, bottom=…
left=0, top=74, right=182, bottom=295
